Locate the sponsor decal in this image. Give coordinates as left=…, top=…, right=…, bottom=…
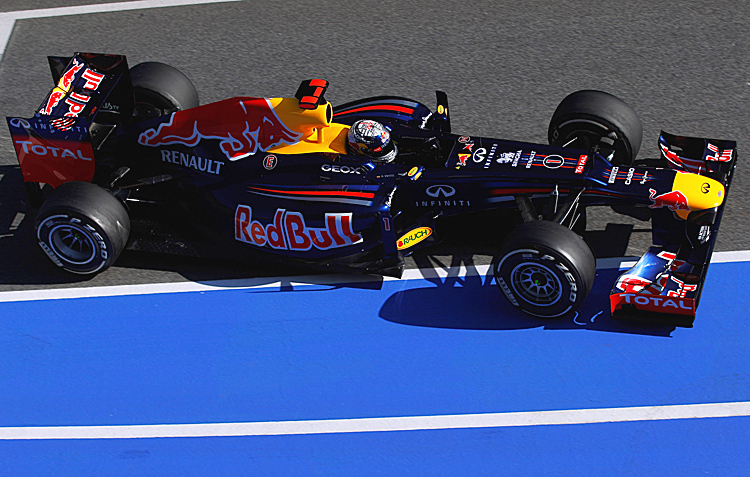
left=496, top=151, right=515, bottom=164
left=59, top=59, right=84, bottom=90
left=161, top=150, right=223, bottom=174
left=38, top=59, right=106, bottom=123
left=396, top=227, right=432, bottom=250
left=640, top=171, right=650, bottom=184
left=472, top=148, right=487, bottom=163
left=706, top=143, right=733, bottom=162
left=457, top=153, right=470, bottom=166
left=648, top=188, right=690, bottom=211
left=39, top=90, right=66, bottom=116
left=458, top=136, right=471, bottom=143
left=263, top=154, right=278, bottom=170
left=542, top=155, right=564, bottom=169
left=235, top=206, right=362, bottom=251
left=624, top=167, right=635, bottom=185
left=701, top=182, right=710, bottom=194
left=463, top=142, right=474, bottom=152
left=420, top=113, right=432, bottom=129
left=415, top=199, right=471, bottom=207
left=485, top=143, right=497, bottom=169
left=608, top=166, right=619, bottom=183
left=496, top=276, right=519, bottom=306
left=407, top=166, right=423, bottom=180
left=525, top=150, right=536, bottom=169
left=321, top=163, right=362, bottom=175
left=512, top=150, right=522, bottom=167
left=615, top=275, right=652, bottom=294
left=39, top=58, right=85, bottom=115
left=14, top=140, right=92, bottom=161
left=698, top=225, right=711, bottom=244
left=616, top=293, right=694, bottom=313
left=81, top=68, right=105, bottom=90
left=11, top=135, right=96, bottom=186
left=139, top=97, right=302, bottom=161
left=63, top=92, right=91, bottom=117
left=426, top=185, right=455, bottom=198
left=49, top=117, right=78, bottom=132
left=666, top=275, right=698, bottom=298
left=8, top=118, right=30, bottom=129
left=575, top=155, right=588, bottom=174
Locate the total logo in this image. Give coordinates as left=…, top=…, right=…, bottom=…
left=235, top=205, right=362, bottom=251
left=14, top=140, right=92, bottom=161
left=616, top=293, right=694, bottom=313
left=397, top=227, right=432, bottom=250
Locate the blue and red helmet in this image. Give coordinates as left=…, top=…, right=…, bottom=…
left=347, top=119, right=397, bottom=162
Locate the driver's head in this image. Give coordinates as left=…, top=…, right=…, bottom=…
left=347, top=119, right=397, bottom=162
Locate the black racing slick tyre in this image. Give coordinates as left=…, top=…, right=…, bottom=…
left=548, top=90, right=643, bottom=166
left=493, top=220, right=596, bottom=318
left=35, top=182, right=130, bottom=275
left=130, top=62, right=199, bottom=118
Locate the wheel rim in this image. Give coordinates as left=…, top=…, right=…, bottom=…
left=510, top=262, right=563, bottom=306
left=553, top=119, right=632, bottom=165
left=49, top=224, right=96, bottom=264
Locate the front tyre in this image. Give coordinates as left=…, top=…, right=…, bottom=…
left=493, top=220, right=595, bottom=318
left=35, top=182, right=130, bottom=275
left=548, top=90, right=642, bottom=166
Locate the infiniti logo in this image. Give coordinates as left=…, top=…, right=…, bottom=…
left=426, top=185, right=456, bottom=198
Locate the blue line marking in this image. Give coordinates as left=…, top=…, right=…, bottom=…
left=0, top=260, right=748, bottom=473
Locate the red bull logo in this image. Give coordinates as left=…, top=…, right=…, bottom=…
left=39, top=59, right=85, bottom=115
left=138, top=97, right=302, bottom=161
left=39, top=90, right=66, bottom=115
left=648, top=188, right=690, bottom=211
left=234, top=205, right=362, bottom=251
left=59, top=58, right=84, bottom=90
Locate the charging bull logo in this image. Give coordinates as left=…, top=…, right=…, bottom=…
left=138, top=97, right=302, bottom=161
left=39, top=58, right=85, bottom=115
left=648, top=188, right=690, bottom=211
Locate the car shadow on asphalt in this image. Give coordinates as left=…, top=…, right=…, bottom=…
left=379, top=254, right=676, bottom=337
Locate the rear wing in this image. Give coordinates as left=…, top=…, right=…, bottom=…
left=610, top=132, right=738, bottom=327
left=7, top=53, right=133, bottom=202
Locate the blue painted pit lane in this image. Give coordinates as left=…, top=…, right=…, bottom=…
left=0, top=258, right=749, bottom=474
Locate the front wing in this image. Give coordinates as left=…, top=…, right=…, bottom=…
left=610, top=132, right=738, bottom=327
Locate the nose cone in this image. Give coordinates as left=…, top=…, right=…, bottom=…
left=672, top=172, right=725, bottom=212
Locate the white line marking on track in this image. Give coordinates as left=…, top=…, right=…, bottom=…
left=1, top=250, right=749, bottom=303
left=2, top=401, right=749, bottom=440
left=0, top=0, right=243, bottom=61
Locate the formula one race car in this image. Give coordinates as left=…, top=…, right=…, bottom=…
left=7, top=53, right=737, bottom=327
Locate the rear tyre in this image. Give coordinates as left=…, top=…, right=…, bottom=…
left=130, top=61, right=199, bottom=119
left=35, top=182, right=130, bottom=275
left=548, top=90, right=642, bottom=166
left=493, top=220, right=596, bottom=318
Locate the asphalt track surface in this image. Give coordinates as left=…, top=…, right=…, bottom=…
left=0, top=1, right=749, bottom=474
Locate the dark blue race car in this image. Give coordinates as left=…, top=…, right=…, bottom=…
left=7, top=53, right=737, bottom=327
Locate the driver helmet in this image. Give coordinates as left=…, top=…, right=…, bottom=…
left=347, top=119, right=397, bottom=162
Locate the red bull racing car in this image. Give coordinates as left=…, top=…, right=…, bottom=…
left=7, top=53, right=737, bottom=327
